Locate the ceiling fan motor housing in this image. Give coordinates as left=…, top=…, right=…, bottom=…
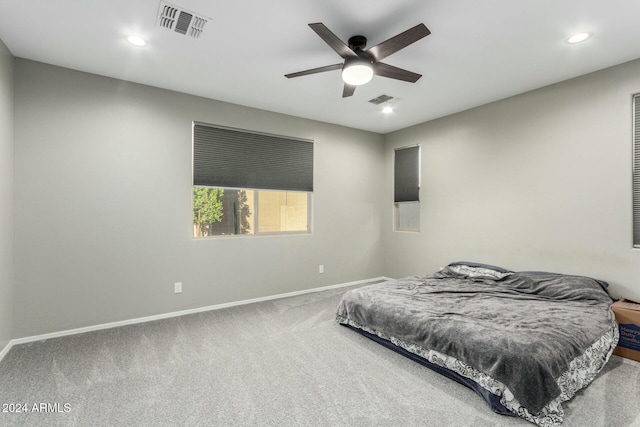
left=348, top=35, right=367, bottom=51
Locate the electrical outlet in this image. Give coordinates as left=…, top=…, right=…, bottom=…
left=319, top=265, right=324, bottom=274
left=174, top=282, right=182, bottom=294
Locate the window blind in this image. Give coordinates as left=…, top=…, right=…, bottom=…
left=394, top=145, right=420, bottom=203
left=193, top=123, right=313, bottom=192
left=633, top=94, right=640, bottom=247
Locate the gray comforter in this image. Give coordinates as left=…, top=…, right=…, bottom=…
left=336, top=267, right=618, bottom=424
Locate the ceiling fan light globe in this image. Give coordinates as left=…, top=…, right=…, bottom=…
left=342, top=61, right=374, bottom=86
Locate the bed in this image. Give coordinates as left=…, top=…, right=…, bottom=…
left=336, top=262, right=619, bottom=427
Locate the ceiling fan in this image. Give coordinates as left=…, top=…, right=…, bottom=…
left=285, top=22, right=431, bottom=98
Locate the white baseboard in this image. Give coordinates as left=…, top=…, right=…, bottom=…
left=0, top=340, right=12, bottom=363
left=4, top=277, right=390, bottom=354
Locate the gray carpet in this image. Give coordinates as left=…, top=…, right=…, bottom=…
left=0, top=285, right=639, bottom=427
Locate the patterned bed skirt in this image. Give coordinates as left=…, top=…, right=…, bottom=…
left=336, top=315, right=619, bottom=427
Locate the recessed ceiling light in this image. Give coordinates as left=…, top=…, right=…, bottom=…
left=126, top=35, right=147, bottom=47
left=382, top=106, right=394, bottom=114
left=565, top=32, right=592, bottom=44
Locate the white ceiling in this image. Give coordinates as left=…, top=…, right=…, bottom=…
left=2, top=1, right=640, bottom=134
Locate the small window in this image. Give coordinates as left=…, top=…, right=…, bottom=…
left=394, top=145, right=420, bottom=232
left=395, top=202, right=420, bottom=232
left=633, top=94, right=640, bottom=247
left=192, top=123, right=313, bottom=238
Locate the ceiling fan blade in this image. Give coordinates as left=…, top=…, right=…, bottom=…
left=309, top=23, right=358, bottom=59
left=342, top=84, right=356, bottom=98
left=366, top=23, right=431, bottom=62
left=285, top=63, right=343, bottom=79
left=373, top=62, right=422, bottom=83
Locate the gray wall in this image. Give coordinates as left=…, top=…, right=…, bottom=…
left=0, top=39, right=14, bottom=350
left=13, top=59, right=385, bottom=338
left=383, top=58, right=640, bottom=302
left=12, top=55, right=640, bottom=338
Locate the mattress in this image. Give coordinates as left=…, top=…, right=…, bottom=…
left=336, top=262, right=619, bottom=427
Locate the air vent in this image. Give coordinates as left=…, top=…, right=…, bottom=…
left=368, top=94, right=394, bottom=105
left=157, top=1, right=209, bottom=39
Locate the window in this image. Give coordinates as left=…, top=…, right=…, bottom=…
left=193, top=123, right=313, bottom=237
left=257, top=190, right=309, bottom=233
left=394, top=145, right=420, bottom=232
left=395, top=202, right=420, bottom=231
left=633, top=94, right=640, bottom=247
left=193, top=188, right=310, bottom=237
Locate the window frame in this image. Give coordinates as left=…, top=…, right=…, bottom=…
left=192, top=122, right=314, bottom=239
left=394, top=201, right=420, bottom=232
left=192, top=186, right=312, bottom=239
left=253, top=187, right=313, bottom=236
left=394, top=144, right=421, bottom=233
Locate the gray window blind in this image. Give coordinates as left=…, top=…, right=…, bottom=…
left=394, top=145, right=420, bottom=202
left=633, top=94, right=640, bottom=247
left=193, top=123, right=313, bottom=192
